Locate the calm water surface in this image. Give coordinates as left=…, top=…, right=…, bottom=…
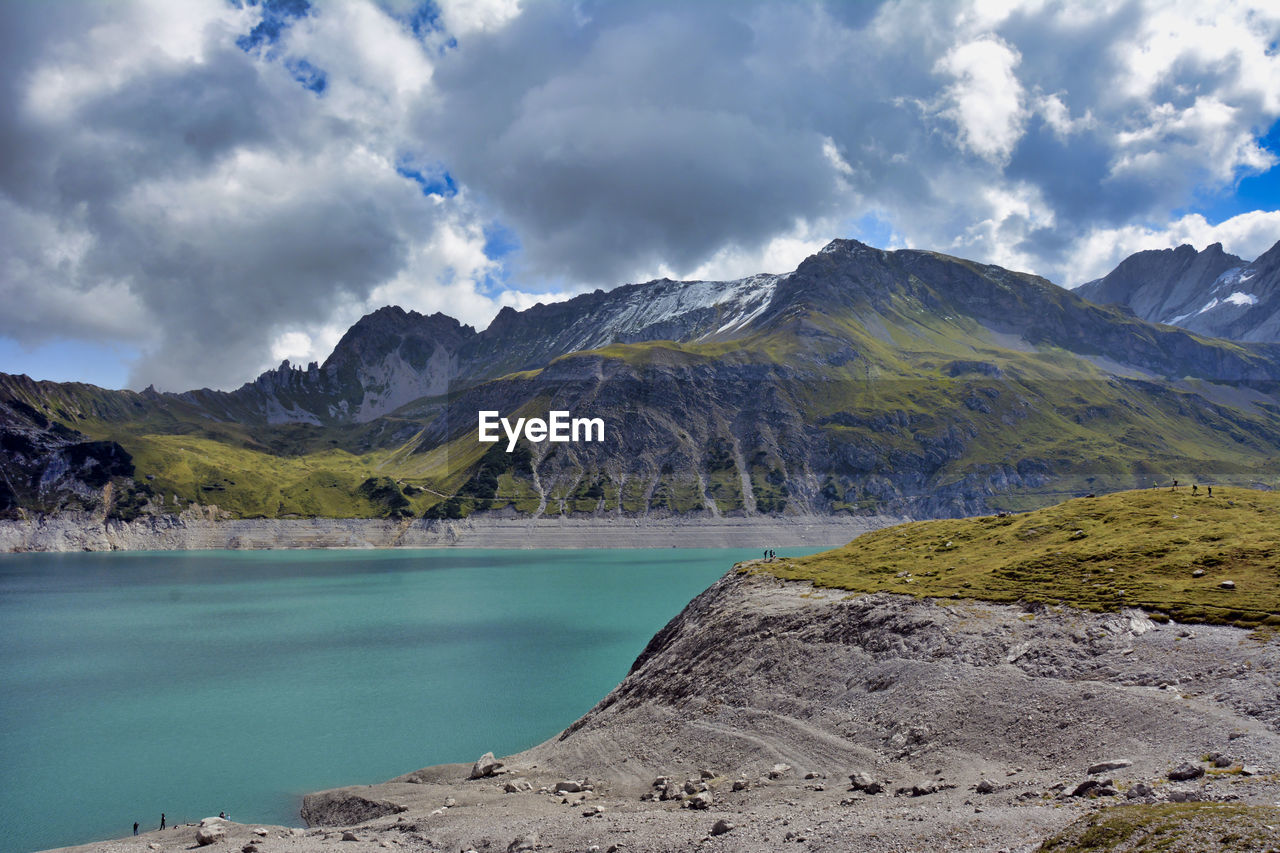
left=0, top=547, right=817, bottom=853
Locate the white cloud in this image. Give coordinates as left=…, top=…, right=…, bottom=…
left=1067, top=210, right=1280, bottom=286
left=3, top=0, right=1280, bottom=392
left=436, top=0, right=523, bottom=37
left=935, top=35, right=1026, bottom=163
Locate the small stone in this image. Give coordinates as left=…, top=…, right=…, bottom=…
left=1219, top=580, right=1236, bottom=589
left=976, top=779, right=998, bottom=794
left=554, top=780, right=584, bottom=793
left=1087, top=759, right=1132, bottom=775
left=582, top=805, right=603, bottom=817
left=507, top=833, right=539, bottom=852
left=242, top=844, right=258, bottom=853
left=1241, top=765, right=1262, bottom=776
left=732, top=779, right=749, bottom=792
left=1214, top=755, right=1233, bottom=768
left=710, top=819, right=735, bottom=836
left=504, top=779, right=533, bottom=793
left=443, top=797, right=456, bottom=808
left=804, top=772, right=820, bottom=780
left=700, top=769, right=716, bottom=779
left=769, top=763, right=791, bottom=779
left=253, top=828, right=268, bottom=837
left=1192, top=569, right=1206, bottom=577
left=653, top=776, right=670, bottom=788
left=469, top=752, right=503, bottom=780
left=1169, top=762, right=1205, bottom=781
left=341, top=831, right=359, bottom=842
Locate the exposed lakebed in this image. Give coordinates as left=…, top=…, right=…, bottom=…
left=0, top=547, right=819, bottom=852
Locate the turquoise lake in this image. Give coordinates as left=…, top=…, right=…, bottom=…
left=0, top=547, right=818, bottom=853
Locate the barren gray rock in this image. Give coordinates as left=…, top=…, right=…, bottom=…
left=1087, top=759, right=1131, bottom=775
left=469, top=752, right=503, bottom=779
left=1169, top=762, right=1206, bottom=781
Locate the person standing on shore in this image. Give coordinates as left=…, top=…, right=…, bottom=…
left=133, top=823, right=139, bottom=836
left=160, top=814, right=165, bottom=830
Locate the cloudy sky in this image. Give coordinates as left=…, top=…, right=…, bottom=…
left=2, top=0, right=1279, bottom=391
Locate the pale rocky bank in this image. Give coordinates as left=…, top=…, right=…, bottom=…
left=47, top=567, right=1280, bottom=853
left=0, top=513, right=903, bottom=553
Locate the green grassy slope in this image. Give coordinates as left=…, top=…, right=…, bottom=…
left=758, top=487, right=1280, bottom=628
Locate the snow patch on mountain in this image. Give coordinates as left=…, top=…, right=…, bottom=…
left=568, top=273, right=784, bottom=352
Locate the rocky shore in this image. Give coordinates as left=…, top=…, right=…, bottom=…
left=0, top=512, right=903, bottom=553
left=47, top=568, right=1280, bottom=852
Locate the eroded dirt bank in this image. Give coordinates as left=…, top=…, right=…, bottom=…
left=49, top=569, right=1280, bottom=852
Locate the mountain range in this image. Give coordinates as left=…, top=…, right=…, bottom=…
left=4, top=238, right=1280, bottom=524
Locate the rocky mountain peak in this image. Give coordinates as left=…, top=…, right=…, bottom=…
left=1076, top=238, right=1280, bottom=342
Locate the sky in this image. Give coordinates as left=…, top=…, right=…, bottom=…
left=1, top=0, right=1279, bottom=391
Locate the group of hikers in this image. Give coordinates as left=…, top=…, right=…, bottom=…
left=135, top=812, right=226, bottom=835
left=763, top=549, right=776, bottom=561
left=1165, top=479, right=1213, bottom=496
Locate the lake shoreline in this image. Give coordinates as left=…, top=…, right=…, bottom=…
left=0, top=512, right=906, bottom=553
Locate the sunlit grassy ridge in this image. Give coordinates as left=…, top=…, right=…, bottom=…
left=759, top=487, right=1280, bottom=628
left=1037, top=802, right=1280, bottom=852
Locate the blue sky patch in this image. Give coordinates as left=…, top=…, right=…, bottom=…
left=286, top=57, right=327, bottom=94
left=1179, top=120, right=1280, bottom=227
left=0, top=337, right=137, bottom=390
left=397, top=160, right=458, bottom=198
left=235, top=0, right=312, bottom=53
left=847, top=212, right=900, bottom=249
left=483, top=222, right=521, bottom=261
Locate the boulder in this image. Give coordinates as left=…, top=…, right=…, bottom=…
left=554, top=780, right=584, bottom=793
left=195, top=825, right=226, bottom=846
left=469, top=752, right=503, bottom=779
left=732, top=779, right=749, bottom=792
left=710, top=819, right=735, bottom=836
left=1126, top=782, right=1155, bottom=799
left=768, top=763, right=791, bottom=779
left=341, top=832, right=358, bottom=842
left=300, top=791, right=408, bottom=827
left=686, top=791, right=713, bottom=809
left=975, top=779, right=998, bottom=794
left=1168, top=762, right=1205, bottom=781
left=848, top=772, right=882, bottom=793
left=1087, top=759, right=1131, bottom=775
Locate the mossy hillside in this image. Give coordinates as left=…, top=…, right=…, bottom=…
left=760, top=488, right=1280, bottom=628
left=1037, top=802, right=1280, bottom=852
